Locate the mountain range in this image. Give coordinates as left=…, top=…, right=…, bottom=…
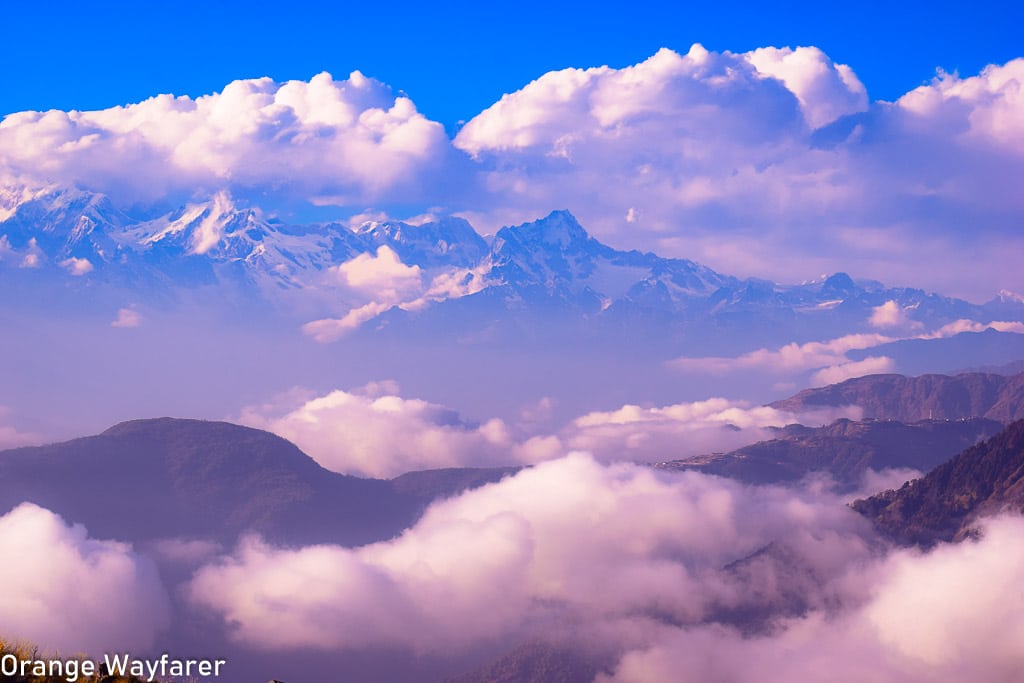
left=2, top=186, right=1021, bottom=351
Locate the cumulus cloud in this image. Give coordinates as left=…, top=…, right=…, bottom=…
left=189, top=454, right=875, bottom=653
left=745, top=46, right=868, bottom=129
left=59, top=256, right=93, bottom=275
left=869, top=300, right=919, bottom=329
left=0, top=71, right=451, bottom=205
left=236, top=386, right=556, bottom=478
left=334, top=245, right=422, bottom=297
left=600, top=514, right=1024, bottom=683
left=0, top=503, right=169, bottom=654
left=238, top=386, right=858, bottom=477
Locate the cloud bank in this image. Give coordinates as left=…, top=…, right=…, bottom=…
left=601, top=514, right=1024, bottom=683
left=0, top=503, right=169, bottom=654
left=0, top=71, right=452, bottom=205
left=189, top=454, right=875, bottom=653
left=184, top=452, right=1024, bottom=683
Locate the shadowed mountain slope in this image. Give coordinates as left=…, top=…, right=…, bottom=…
left=852, top=420, right=1024, bottom=546
left=0, top=418, right=509, bottom=547
left=655, top=418, right=1003, bottom=489
left=770, top=372, right=1024, bottom=423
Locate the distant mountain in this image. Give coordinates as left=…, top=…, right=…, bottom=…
left=956, top=359, right=1024, bottom=376
left=2, top=187, right=1019, bottom=348
left=852, top=420, right=1024, bottom=546
left=0, top=418, right=511, bottom=547
left=845, top=329, right=1024, bottom=378
left=771, top=372, right=1024, bottom=423
left=656, top=417, right=1003, bottom=490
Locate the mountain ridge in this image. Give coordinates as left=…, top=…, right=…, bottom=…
left=2, top=188, right=1019, bottom=342
left=770, top=371, right=1024, bottom=423
left=852, top=420, right=1024, bottom=546
left=0, top=417, right=513, bottom=548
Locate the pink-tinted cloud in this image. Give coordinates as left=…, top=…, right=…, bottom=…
left=601, top=514, right=1024, bottom=683
left=0, top=503, right=169, bottom=654
left=189, top=454, right=874, bottom=653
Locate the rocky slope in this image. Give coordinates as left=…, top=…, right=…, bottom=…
left=852, top=420, right=1024, bottom=546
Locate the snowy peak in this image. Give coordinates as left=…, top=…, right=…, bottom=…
left=0, top=186, right=132, bottom=270
left=487, top=211, right=610, bottom=287
left=355, top=216, right=488, bottom=268
left=483, top=210, right=731, bottom=305
left=493, top=210, right=595, bottom=252
left=126, top=192, right=264, bottom=258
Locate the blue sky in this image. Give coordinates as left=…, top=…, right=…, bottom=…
left=3, top=0, right=1020, bottom=130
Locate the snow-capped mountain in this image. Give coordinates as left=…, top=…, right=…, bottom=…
left=0, top=186, right=1020, bottom=344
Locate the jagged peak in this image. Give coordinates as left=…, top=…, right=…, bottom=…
left=493, top=209, right=594, bottom=251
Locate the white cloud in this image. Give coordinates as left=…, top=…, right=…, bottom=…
left=59, top=256, right=93, bottom=275
left=668, top=317, right=1024, bottom=387
left=0, top=503, right=169, bottom=654
left=238, top=386, right=859, bottom=477
left=302, top=262, right=490, bottom=341
left=746, top=46, right=868, bottom=128
left=601, top=514, right=1024, bottom=683
left=111, top=307, right=142, bottom=328
left=236, top=387, right=543, bottom=478
left=0, top=71, right=451, bottom=205
left=668, top=333, right=895, bottom=375
left=18, top=237, right=43, bottom=268
left=897, top=59, right=1024, bottom=153
left=923, top=318, right=1024, bottom=338
left=565, top=397, right=857, bottom=462
left=869, top=300, right=918, bottom=329
left=810, top=356, right=896, bottom=386
left=301, top=302, right=393, bottom=342
left=334, top=245, right=422, bottom=297
left=189, top=454, right=874, bottom=653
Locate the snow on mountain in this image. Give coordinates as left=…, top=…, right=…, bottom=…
left=355, top=216, right=488, bottom=269
left=0, top=186, right=1021, bottom=340
left=482, top=210, right=734, bottom=309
